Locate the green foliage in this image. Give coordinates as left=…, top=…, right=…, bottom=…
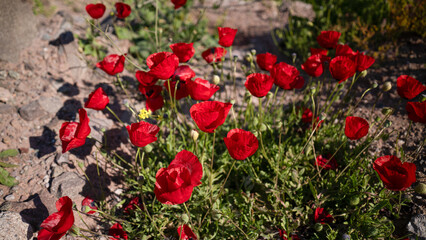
left=273, top=0, right=389, bottom=59
left=0, top=149, right=19, bottom=159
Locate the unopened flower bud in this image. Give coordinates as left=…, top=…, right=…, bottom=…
left=384, top=120, right=392, bottom=128
left=372, top=82, right=378, bottom=89
left=250, top=49, right=256, bottom=56
left=190, top=130, right=199, bottom=142
left=245, top=54, right=252, bottom=62
left=230, top=99, right=236, bottom=105
left=266, top=92, right=273, bottom=99
left=307, top=21, right=314, bottom=27
left=144, top=144, right=153, bottom=153
left=259, top=123, right=267, bottom=132
left=319, top=113, right=326, bottom=121
left=381, top=107, right=394, bottom=115
left=277, top=121, right=283, bottom=128
left=382, top=81, right=392, bottom=92
left=233, top=56, right=238, bottom=62
left=349, top=196, right=360, bottom=206
left=314, top=223, right=323, bottom=232
left=182, top=213, right=189, bottom=223
left=213, top=75, right=220, bottom=85
left=360, top=70, right=368, bottom=78
left=292, top=53, right=297, bottom=63
left=414, top=183, right=426, bottom=195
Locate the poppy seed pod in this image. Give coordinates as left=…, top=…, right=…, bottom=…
left=382, top=82, right=392, bottom=92
left=414, top=183, right=426, bottom=195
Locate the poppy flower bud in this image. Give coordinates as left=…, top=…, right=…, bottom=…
left=381, top=107, right=393, bottom=115
left=213, top=75, right=220, bottom=85
left=382, top=81, right=392, bottom=92
left=348, top=196, right=360, bottom=206
left=182, top=213, right=189, bottom=223
left=414, top=183, right=426, bottom=195
left=314, top=223, right=323, bottom=232
left=251, top=49, right=256, bottom=56
left=360, top=70, right=368, bottom=78
left=230, top=99, right=236, bottom=105
left=144, top=144, right=153, bottom=153
left=372, top=82, right=379, bottom=88
left=277, top=121, right=283, bottom=128
left=266, top=92, right=273, bottom=99
left=190, top=130, right=199, bottom=142
left=259, top=123, right=267, bottom=132
left=292, top=53, right=297, bottom=63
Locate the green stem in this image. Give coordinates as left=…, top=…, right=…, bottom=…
left=106, top=106, right=124, bottom=125
left=154, top=0, right=159, bottom=51
left=209, top=131, right=216, bottom=203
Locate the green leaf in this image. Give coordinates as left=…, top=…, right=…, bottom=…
left=0, top=161, right=18, bottom=168
left=0, top=167, right=18, bottom=187
left=0, top=149, right=19, bottom=159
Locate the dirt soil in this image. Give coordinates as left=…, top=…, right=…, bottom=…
left=0, top=0, right=424, bottom=239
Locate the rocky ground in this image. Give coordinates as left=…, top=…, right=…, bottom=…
left=0, top=0, right=424, bottom=239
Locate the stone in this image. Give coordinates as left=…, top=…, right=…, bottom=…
left=0, top=189, right=57, bottom=229
left=55, top=153, right=69, bottom=165
left=284, top=1, right=315, bottom=21
left=4, top=194, right=15, bottom=201
left=50, top=172, right=85, bottom=199
left=38, top=96, right=62, bottom=114
left=18, top=100, right=48, bottom=121
left=0, top=70, right=6, bottom=80
left=89, top=117, right=114, bottom=142
left=0, top=211, right=33, bottom=240
left=0, top=87, right=13, bottom=103
left=8, top=70, right=19, bottom=80
left=407, top=214, right=426, bottom=239
left=0, top=0, right=37, bottom=62
left=0, top=103, right=15, bottom=115
left=51, top=166, right=64, bottom=178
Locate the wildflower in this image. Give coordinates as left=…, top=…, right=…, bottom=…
left=223, top=129, right=259, bottom=160
left=85, top=3, right=106, bottom=19
left=190, top=101, right=232, bottom=133
left=126, top=121, right=160, bottom=147
left=84, top=87, right=109, bottom=110
left=373, top=155, right=416, bottom=191
left=60, top=109, right=91, bottom=153
left=218, top=27, right=238, bottom=47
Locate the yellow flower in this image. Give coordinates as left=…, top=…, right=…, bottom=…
left=138, top=109, right=151, bottom=120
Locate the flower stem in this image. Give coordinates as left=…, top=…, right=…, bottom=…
left=106, top=106, right=124, bottom=125
left=209, top=131, right=217, bottom=204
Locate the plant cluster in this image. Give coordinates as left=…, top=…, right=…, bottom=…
left=34, top=1, right=425, bottom=240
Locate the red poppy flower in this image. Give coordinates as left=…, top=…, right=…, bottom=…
left=178, top=224, right=198, bottom=240
left=96, top=54, right=126, bottom=76
left=355, top=52, right=375, bottom=72
left=345, top=116, right=369, bottom=140
left=373, top=155, right=416, bottom=191
left=85, top=3, right=106, bottom=19
left=126, top=121, right=160, bottom=147
left=301, top=54, right=326, bottom=77
left=190, top=101, right=232, bottom=133
left=310, top=48, right=328, bottom=56
left=81, top=197, right=97, bottom=215
left=301, top=108, right=323, bottom=129
left=316, top=30, right=341, bottom=49
left=256, top=52, right=277, bottom=71
left=278, top=229, right=301, bottom=240
left=406, top=101, right=426, bottom=123
left=115, top=2, right=131, bottom=19
left=85, top=87, right=109, bottom=110
left=335, top=44, right=356, bottom=58
left=187, top=78, right=220, bottom=101
left=38, top=196, right=74, bottom=240
left=397, top=75, right=426, bottom=100
left=314, top=208, right=334, bottom=224
left=154, top=150, right=202, bottom=204
left=244, top=73, right=274, bottom=98
left=223, top=129, right=259, bottom=160
left=109, top=222, right=128, bottom=240
left=171, top=65, right=195, bottom=82
left=202, top=47, right=227, bottom=64
left=329, top=56, right=356, bottom=83
left=124, top=197, right=143, bottom=214
left=60, top=108, right=91, bottom=153
left=271, top=62, right=304, bottom=90
left=315, top=154, right=338, bottom=170
left=136, top=70, right=158, bottom=87
left=171, top=0, right=187, bottom=9
left=218, top=27, right=238, bottom=47
left=139, top=85, right=164, bottom=112
left=170, top=43, right=195, bottom=63
left=164, top=80, right=189, bottom=100
left=146, top=52, right=179, bottom=80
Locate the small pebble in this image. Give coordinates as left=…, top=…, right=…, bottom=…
left=8, top=70, right=20, bottom=80
left=5, top=194, right=15, bottom=201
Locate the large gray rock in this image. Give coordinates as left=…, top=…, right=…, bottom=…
left=0, top=211, right=34, bottom=239
left=50, top=172, right=85, bottom=199
left=408, top=214, right=426, bottom=240
left=0, top=0, right=37, bottom=62
left=19, top=100, right=48, bottom=121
